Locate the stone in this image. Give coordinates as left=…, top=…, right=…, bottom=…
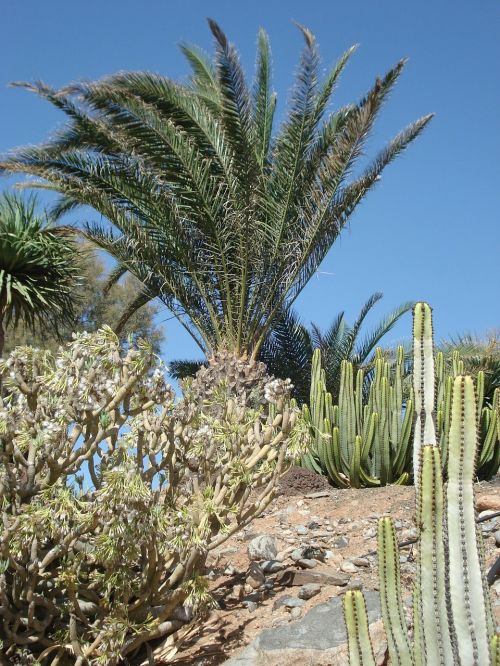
left=352, top=557, right=370, bottom=568
left=479, top=509, right=500, bottom=521
left=277, top=568, right=349, bottom=588
left=225, top=565, right=240, bottom=576
left=333, top=536, right=349, bottom=549
left=290, top=607, right=302, bottom=619
left=228, top=584, right=244, bottom=601
left=225, top=591, right=386, bottom=666
left=247, top=563, right=265, bottom=589
left=276, top=546, right=296, bottom=562
left=291, top=548, right=305, bottom=562
left=244, top=600, right=258, bottom=612
left=296, top=525, right=309, bottom=536
left=345, top=578, right=363, bottom=591
left=495, top=531, right=500, bottom=547
left=302, top=546, right=327, bottom=562
left=340, top=560, right=358, bottom=574
left=273, top=595, right=305, bottom=611
left=304, top=491, right=332, bottom=499
left=297, top=558, right=318, bottom=569
left=298, top=583, right=321, bottom=600
left=477, top=495, right=500, bottom=513
left=248, top=535, right=278, bottom=561
left=261, top=560, right=284, bottom=574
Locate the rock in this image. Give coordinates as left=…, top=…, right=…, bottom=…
left=297, top=558, right=318, bottom=569
left=495, top=531, right=500, bottom=547
left=296, top=500, right=305, bottom=508
left=273, top=595, right=305, bottom=611
left=296, top=525, right=309, bottom=536
left=276, top=546, right=296, bottom=562
left=291, top=548, right=305, bottom=562
left=261, top=560, right=284, bottom=573
left=477, top=495, right=500, bottom=513
left=277, top=568, right=349, bottom=588
left=345, top=578, right=363, bottom=591
left=290, top=606, right=303, bottom=619
left=247, top=563, right=266, bottom=589
left=394, top=520, right=403, bottom=530
left=364, top=527, right=377, bottom=539
left=225, top=591, right=386, bottom=666
left=306, top=519, right=322, bottom=530
left=340, top=561, right=358, bottom=574
left=228, top=584, right=244, bottom=601
left=304, top=491, right=332, bottom=499
left=298, top=583, right=321, bottom=600
left=225, top=565, right=240, bottom=576
left=479, top=509, right=500, bottom=521
left=302, top=546, right=327, bottom=562
left=333, top=536, right=349, bottom=549
left=352, top=557, right=370, bottom=568
left=248, top=535, right=278, bottom=561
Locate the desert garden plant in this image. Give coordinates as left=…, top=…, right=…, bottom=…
left=343, top=377, right=500, bottom=664
left=0, top=20, right=432, bottom=366
left=0, top=328, right=295, bottom=663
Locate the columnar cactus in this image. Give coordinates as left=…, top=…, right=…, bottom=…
left=343, top=375, right=500, bottom=665
left=412, top=301, right=436, bottom=482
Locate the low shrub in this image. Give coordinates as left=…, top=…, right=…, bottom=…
left=0, top=328, right=295, bottom=664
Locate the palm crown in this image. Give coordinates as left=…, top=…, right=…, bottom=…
left=0, top=192, right=80, bottom=356
left=0, top=20, right=432, bottom=359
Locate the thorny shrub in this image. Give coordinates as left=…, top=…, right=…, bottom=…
left=0, top=328, right=296, bottom=664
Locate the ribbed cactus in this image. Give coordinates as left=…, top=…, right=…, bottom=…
left=343, top=375, right=500, bottom=665
left=302, top=346, right=412, bottom=487
left=412, top=302, right=436, bottom=481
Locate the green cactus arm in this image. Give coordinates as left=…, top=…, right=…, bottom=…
left=355, top=368, right=364, bottom=434
left=358, top=466, right=382, bottom=487
left=343, top=590, right=377, bottom=666
left=349, top=435, right=363, bottom=488
left=394, top=397, right=414, bottom=475
left=476, top=370, right=485, bottom=422
left=491, top=634, right=500, bottom=666
left=377, top=517, right=413, bottom=665
left=412, top=303, right=437, bottom=482
left=319, top=420, right=349, bottom=488
left=446, top=376, right=493, bottom=664
left=478, top=408, right=498, bottom=468
left=361, top=412, right=377, bottom=461
left=416, top=445, right=454, bottom=665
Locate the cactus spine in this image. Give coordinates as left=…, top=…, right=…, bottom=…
left=343, top=375, right=499, bottom=664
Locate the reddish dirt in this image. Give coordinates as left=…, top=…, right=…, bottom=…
left=145, top=477, right=500, bottom=665
left=276, top=465, right=332, bottom=496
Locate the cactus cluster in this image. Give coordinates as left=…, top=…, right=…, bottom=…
left=301, top=346, right=413, bottom=487
left=302, top=303, right=499, bottom=487
left=343, top=302, right=500, bottom=665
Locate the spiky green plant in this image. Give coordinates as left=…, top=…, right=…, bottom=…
left=343, top=376, right=500, bottom=665
left=301, top=345, right=413, bottom=487
left=0, top=191, right=80, bottom=357
left=0, top=21, right=432, bottom=362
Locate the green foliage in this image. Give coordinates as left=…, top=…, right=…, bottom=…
left=301, top=346, right=412, bottom=487
left=344, top=377, right=500, bottom=665
left=0, top=191, right=80, bottom=355
left=0, top=329, right=296, bottom=663
left=0, top=22, right=432, bottom=359
left=3, top=246, right=164, bottom=356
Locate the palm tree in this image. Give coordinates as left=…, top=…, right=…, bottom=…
left=0, top=191, right=80, bottom=357
left=0, top=20, right=432, bottom=366
left=171, top=293, right=413, bottom=404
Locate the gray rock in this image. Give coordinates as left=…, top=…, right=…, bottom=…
left=298, top=583, right=321, bottom=600
left=345, top=578, right=363, bottom=591
left=296, top=525, right=309, bottom=536
left=306, top=520, right=321, bottom=530
left=495, top=530, right=500, bottom=547
left=225, top=591, right=383, bottom=666
left=291, top=548, right=305, bottom=562
left=248, top=535, right=278, bottom=561
left=261, top=560, right=284, bottom=574
left=244, top=600, right=258, bottom=612
left=333, top=536, right=349, bottom=549
left=277, top=568, right=349, bottom=588
left=352, top=557, right=370, bottom=568
left=297, top=558, right=318, bottom=569
left=290, top=606, right=303, bottom=619
left=273, top=595, right=305, bottom=611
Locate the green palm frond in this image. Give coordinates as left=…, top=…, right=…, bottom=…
left=0, top=20, right=433, bottom=359
left=0, top=191, right=81, bottom=353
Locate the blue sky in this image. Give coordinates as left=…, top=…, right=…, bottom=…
left=1, top=0, right=499, bottom=366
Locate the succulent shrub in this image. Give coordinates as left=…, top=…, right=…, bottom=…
left=0, top=329, right=295, bottom=664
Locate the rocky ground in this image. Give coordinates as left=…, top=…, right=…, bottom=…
left=151, top=469, right=500, bottom=665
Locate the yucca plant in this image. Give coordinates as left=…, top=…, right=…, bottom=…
left=0, top=20, right=432, bottom=365
left=0, top=191, right=80, bottom=358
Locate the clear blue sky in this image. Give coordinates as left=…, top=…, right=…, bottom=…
left=1, top=0, right=499, bottom=366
